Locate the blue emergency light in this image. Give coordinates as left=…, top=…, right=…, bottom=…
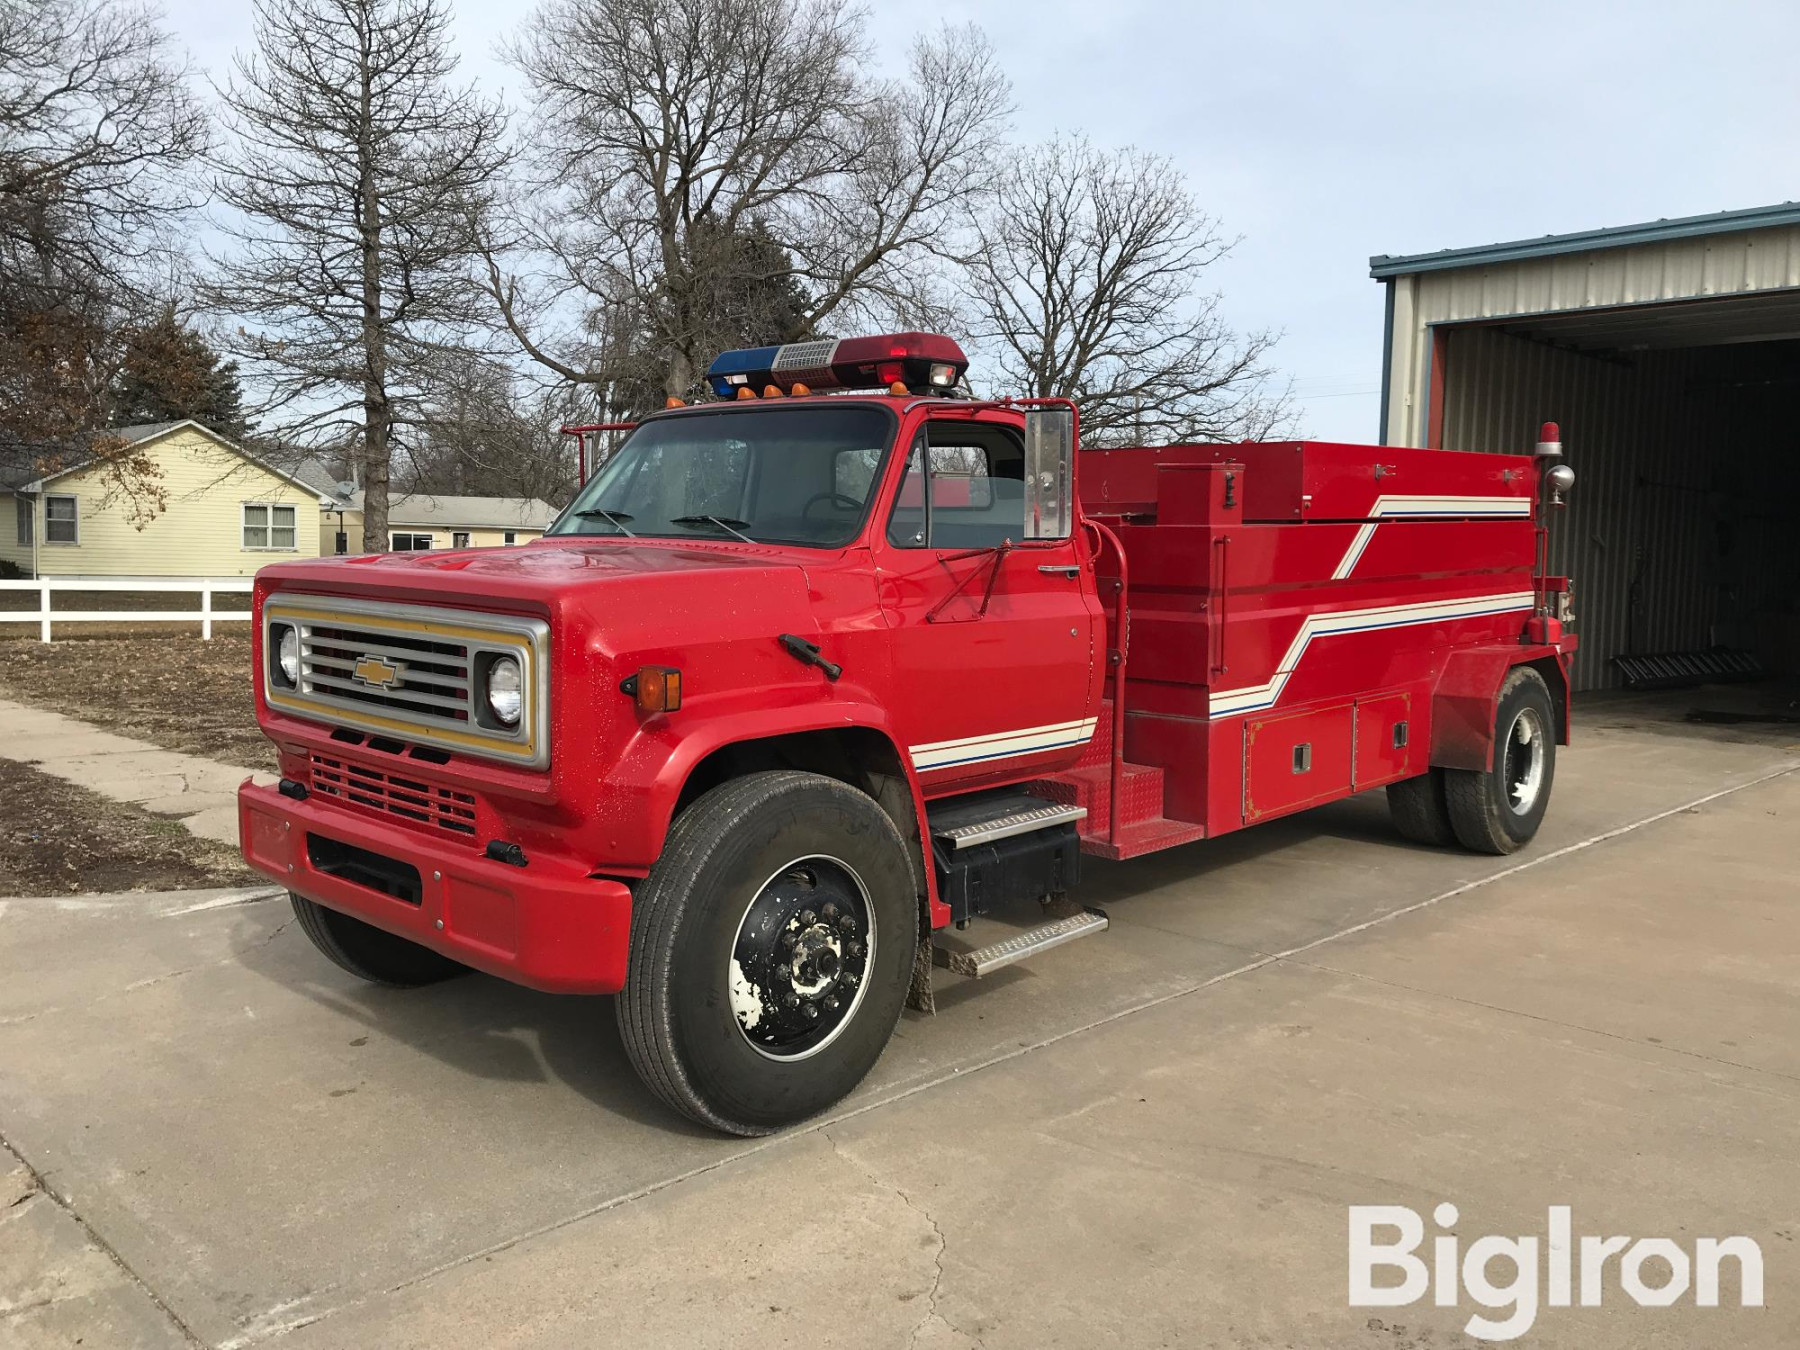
left=704, top=333, right=969, bottom=399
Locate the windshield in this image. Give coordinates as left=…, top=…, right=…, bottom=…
left=548, top=404, right=896, bottom=547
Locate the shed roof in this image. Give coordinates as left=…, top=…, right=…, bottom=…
left=1369, top=201, right=1800, bottom=279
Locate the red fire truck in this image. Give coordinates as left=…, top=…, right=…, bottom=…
left=238, top=332, right=1577, bottom=1134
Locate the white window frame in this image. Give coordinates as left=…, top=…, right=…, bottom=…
left=43, top=493, right=78, bottom=546
left=15, top=494, right=31, bottom=547
left=391, top=532, right=434, bottom=551
left=452, top=531, right=471, bottom=549
left=242, top=501, right=298, bottom=552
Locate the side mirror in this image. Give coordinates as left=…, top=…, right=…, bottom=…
left=1023, top=406, right=1075, bottom=540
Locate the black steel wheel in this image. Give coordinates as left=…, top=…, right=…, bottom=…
left=289, top=893, right=467, bottom=987
left=729, top=856, right=876, bottom=1062
left=617, top=771, right=917, bottom=1135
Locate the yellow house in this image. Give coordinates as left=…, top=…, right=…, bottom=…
left=317, top=492, right=559, bottom=556
left=0, top=421, right=327, bottom=578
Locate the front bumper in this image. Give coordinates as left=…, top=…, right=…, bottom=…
left=238, top=780, right=632, bottom=994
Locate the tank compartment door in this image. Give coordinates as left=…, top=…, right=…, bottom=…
left=1353, top=691, right=1418, bottom=790
left=1243, top=702, right=1355, bottom=823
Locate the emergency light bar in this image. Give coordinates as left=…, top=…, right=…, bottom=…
left=704, top=332, right=969, bottom=398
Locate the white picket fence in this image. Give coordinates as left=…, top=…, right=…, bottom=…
left=0, top=578, right=255, bottom=642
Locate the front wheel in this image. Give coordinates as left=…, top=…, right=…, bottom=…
left=1443, top=667, right=1558, bottom=855
left=617, top=771, right=918, bottom=1135
left=289, top=893, right=468, bottom=987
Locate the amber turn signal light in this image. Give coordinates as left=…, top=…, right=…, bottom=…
left=665, top=396, right=686, bottom=408
left=735, top=386, right=757, bottom=400
left=620, top=665, right=682, bottom=713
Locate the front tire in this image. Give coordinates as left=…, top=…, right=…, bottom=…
left=617, top=771, right=918, bottom=1136
left=1444, top=668, right=1557, bottom=855
left=289, top=893, right=468, bottom=987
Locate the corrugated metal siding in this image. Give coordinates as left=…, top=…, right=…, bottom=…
left=1440, top=331, right=1800, bottom=689
left=1384, top=224, right=1800, bottom=446
left=1417, top=226, right=1800, bottom=324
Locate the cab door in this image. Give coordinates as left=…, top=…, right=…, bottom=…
left=873, top=413, right=1102, bottom=794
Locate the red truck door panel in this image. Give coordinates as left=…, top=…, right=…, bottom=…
left=876, top=418, right=1100, bottom=793
left=1243, top=702, right=1355, bottom=823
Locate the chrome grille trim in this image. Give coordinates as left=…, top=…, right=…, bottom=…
left=263, top=594, right=550, bottom=768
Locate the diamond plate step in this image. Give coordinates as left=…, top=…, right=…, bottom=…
left=936, top=908, right=1109, bottom=977
left=932, top=800, right=1088, bottom=849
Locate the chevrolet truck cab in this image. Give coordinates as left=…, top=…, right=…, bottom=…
left=239, top=332, right=1578, bottom=1134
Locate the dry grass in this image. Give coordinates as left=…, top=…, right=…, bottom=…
left=0, top=633, right=275, bottom=770
left=0, top=758, right=257, bottom=895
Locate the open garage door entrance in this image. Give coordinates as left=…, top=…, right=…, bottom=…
left=1429, top=294, right=1800, bottom=692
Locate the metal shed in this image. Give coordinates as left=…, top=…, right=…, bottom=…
left=1372, top=203, right=1800, bottom=690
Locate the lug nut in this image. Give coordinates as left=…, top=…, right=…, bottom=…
left=802, top=1003, right=819, bottom=1020
left=842, top=971, right=859, bottom=987
left=799, top=909, right=817, bottom=926
left=838, top=914, right=856, bottom=932
left=847, top=940, right=864, bottom=958
left=783, top=993, right=799, bottom=1009
left=821, top=902, right=839, bottom=920
left=824, top=995, right=840, bottom=1011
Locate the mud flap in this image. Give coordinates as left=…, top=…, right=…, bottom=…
left=905, top=923, right=936, bottom=1014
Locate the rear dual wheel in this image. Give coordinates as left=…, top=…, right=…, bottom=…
left=617, top=771, right=917, bottom=1136
left=1387, top=667, right=1557, bottom=856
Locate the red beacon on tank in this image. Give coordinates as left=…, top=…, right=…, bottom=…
left=238, top=328, right=1582, bottom=1136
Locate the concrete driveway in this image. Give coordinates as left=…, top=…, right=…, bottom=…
left=3, top=702, right=1797, bottom=1348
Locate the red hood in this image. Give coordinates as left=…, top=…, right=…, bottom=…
left=256, top=536, right=817, bottom=614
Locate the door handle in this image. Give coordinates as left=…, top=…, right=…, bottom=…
left=1037, top=564, right=1081, bottom=578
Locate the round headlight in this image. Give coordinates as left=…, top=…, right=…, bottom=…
left=486, top=656, right=523, bottom=726
left=277, top=626, right=300, bottom=684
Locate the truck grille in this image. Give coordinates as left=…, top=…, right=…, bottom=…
left=310, top=751, right=479, bottom=837
left=301, top=622, right=473, bottom=724
left=262, top=595, right=550, bottom=768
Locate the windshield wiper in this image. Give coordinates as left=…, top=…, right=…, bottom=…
left=573, top=507, right=635, bottom=536
left=670, top=514, right=755, bottom=543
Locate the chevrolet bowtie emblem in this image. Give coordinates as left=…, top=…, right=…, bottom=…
left=352, top=654, right=404, bottom=690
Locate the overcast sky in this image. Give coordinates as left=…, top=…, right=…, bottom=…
left=160, top=0, right=1800, bottom=441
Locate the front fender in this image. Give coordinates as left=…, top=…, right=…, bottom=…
left=600, top=691, right=949, bottom=928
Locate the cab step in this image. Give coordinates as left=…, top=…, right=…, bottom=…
left=928, top=789, right=1087, bottom=849
left=936, top=908, right=1110, bottom=978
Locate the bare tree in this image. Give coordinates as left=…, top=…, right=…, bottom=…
left=0, top=0, right=208, bottom=511
left=402, top=354, right=581, bottom=504
left=486, top=0, right=1009, bottom=409
left=207, top=0, right=508, bottom=550
left=965, top=135, right=1292, bottom=446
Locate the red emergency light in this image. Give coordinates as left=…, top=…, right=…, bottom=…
left=705, top=332, right=969, bottom=397
left=1535, top=421, right=1563, bottom=457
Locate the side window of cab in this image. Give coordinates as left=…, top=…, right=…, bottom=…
left=885, top=423, right=1026, bottom=549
